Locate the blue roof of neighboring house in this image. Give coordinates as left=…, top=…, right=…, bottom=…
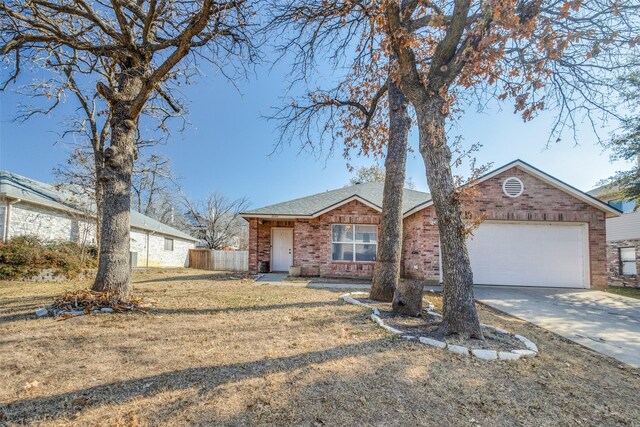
left=0, top=170, right=197, bottom=241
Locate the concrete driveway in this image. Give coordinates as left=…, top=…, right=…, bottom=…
left=474, top=287, right=640, bottom=368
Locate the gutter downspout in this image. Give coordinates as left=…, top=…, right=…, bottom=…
left=3, top=197, right=21, bottom=242
left=146, top=231, right=150, bottom=267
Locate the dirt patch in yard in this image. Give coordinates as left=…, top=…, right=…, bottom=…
left=0, top=269, right=639, bottom=426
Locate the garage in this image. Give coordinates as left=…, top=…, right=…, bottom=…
left=466, top=221, right=590, bottom=288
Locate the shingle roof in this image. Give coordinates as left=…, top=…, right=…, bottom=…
left=0, top=170, right=197, bottom=241
left=587, top=181, right=622, bottom=199
left=241, top=182, right=431, bottom=217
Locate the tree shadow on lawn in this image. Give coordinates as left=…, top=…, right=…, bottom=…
left=134, top=272, right=247, bottom=284
left=0, top=294, right=62, bottom=323
left=150, top=300, right=340, bottom=316
left=0, top=299, right=346, bottom=325
left=2, top=338, right=394, bottom=424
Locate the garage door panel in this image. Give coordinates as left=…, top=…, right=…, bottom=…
left=466, top=222, right=588, bottom=288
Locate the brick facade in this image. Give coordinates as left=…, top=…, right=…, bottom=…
left=401, top=208, right=440, bottom=282
left=607, top=239, right=640, bottom=288
left=248, top=201, right=380, bottom=276
left=247, top=167, right=609, bottom=289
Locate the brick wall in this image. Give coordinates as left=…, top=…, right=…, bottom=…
left=607, top=239, right=640, bottom=287
left=402, top=209, right=440, bottom=282
left=246, top=166, right=609, bottom=288
left=248, top=201, right=380, bottom=277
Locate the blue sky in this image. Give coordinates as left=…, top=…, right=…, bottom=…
left=0, top=56, right=630, bottom=210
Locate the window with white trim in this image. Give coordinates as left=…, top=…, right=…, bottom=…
left=331, top=224, right=377, bottom=262
left=620, top=247, right=637, bottom=275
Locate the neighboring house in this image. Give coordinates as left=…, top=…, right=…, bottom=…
left=0, top=170, right=197, bottom=268
left=587, top=182, right=637, bottom=213
left=588, top=183, right=639, bottom=287
left=241, top=160, right=620, bottom=290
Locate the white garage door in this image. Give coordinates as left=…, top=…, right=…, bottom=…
left=466, top=222, right=589, bottom=288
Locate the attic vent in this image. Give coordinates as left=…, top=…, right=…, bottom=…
left=503, top=177, right=524, bottom=198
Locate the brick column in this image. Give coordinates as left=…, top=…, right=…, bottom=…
left=248, top=218, right=258, bottom=274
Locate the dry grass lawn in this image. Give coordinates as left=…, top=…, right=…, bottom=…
left=608, top=286, right=640, bottom=300
left=1, top=269, right=639, bottom=426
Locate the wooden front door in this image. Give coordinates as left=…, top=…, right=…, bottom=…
left=271, top=228, right=293, bottom=272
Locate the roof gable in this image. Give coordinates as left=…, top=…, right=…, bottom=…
left=241, top=182, right=432, bottom=219
left=403, top=160, right=621, bottom=218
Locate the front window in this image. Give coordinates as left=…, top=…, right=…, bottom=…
left=620, top=247, right=637, bottom=275
left=331, top=224, right=377, bottom=262
left=164, top=237, right=174, bottom=251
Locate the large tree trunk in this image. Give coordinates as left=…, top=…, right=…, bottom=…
left=93, top=155, right=104, bottom=250
left=369, top=75, right=411, bottom=302
left=416, top=100, right=483, bottom=339
left=92, top=74, right=141, bottom=299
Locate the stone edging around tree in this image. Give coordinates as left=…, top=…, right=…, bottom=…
left=341, top=292, right=538, bottom=361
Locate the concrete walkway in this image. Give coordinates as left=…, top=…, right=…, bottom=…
left=474, top=287, right=640, bottom=368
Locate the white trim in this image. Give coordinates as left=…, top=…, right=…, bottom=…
left=403, top=160, right=621, bottom=219
left=330, top=223, right=378, bottom=263
left=460, top=220, right=591, bottom=289
left=502, top=177, right=524, bottom=198
left=312, top=196, right=382, bottom=217
left=242, top=195, right=383, bottom=221
left=242, top=213, right=314, bottom=219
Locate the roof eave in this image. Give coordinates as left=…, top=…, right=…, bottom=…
left=401, top=159, right=622, bottom=219
left=241, top=195, right=384, bottom=220
left=505, top=160, right=622, bottom=218
left=131, top=225, right=199, bottom=241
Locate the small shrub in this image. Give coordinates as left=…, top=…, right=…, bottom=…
left=0, top=236, right=97, bottom=280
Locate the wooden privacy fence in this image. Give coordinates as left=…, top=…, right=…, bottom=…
left=189, top=249, right=248, bottom=272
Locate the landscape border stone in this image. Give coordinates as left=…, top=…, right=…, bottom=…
left=341, top=292, right=538, bottom=362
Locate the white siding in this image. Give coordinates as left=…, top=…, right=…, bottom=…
left=130, top=229, right=194, bottom=267
left=130, top=229, right=149, bottom=266
left=0, top=202, right=6, bottom=240
left=7, top=202, right=96, bottom=245
left=5, top=201, right=194, bottom=267
left=606, top=211, right=640, bottom=242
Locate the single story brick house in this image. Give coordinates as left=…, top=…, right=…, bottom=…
left=588, top=183, right=639, bottom=287
left=0, top=170, right=197, bottom=268
left=241, top=160, right=620, bottom=289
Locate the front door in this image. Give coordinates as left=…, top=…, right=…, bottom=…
left=271, top=228, right=293, bottom=272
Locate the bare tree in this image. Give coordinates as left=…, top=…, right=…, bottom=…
left=350, top=163, right=416, bottom=189
left=603, top=70, right=640, bottom=206
left=267, top=4, right=413, bottom=302
left=269, top=0, right=639, bottom=337
left=182, top=193, right=250, bottom=250
left=132, top=153, right=181, bottom=222
left=1, top=0, right=256, bottom=297
left=350, top=165, right=386, bottom=184
left=381, top=0, right=639, bottom=337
